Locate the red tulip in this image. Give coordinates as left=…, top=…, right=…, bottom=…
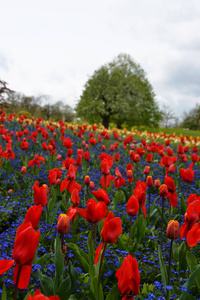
left=33, top=184, right=48, bottom=207
left=101, top=211, right=122, bottom=243
left=48, top=168, right=62, bottom=185
left=27, top=289, right=60, bottom=299
left=116, top=254, right=140, bottom=298
left=28, top=154, right=45, bottom=168
left=114, top=168, right=125, bottom=189
left=57, top=214, right=70, bottom=234
left=180, top=168, right=195, bottom=182
left=76, top=199, right=107, bottom=223
left=91, top=189, right=110, bottom=205
left=126, top=196, right=139, bottom=216
left=71, top=188, right=80, bottom=206
left=24, top=205, right=43, bottom=229
left=166, top=220, right=179, bottom=240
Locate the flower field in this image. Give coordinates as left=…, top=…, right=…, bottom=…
left=0, top=111, right=200, bottom=300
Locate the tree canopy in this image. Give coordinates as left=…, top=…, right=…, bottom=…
left=182, top=104, right=200, bottom=130
left=76, top=54, right=162, bottom=128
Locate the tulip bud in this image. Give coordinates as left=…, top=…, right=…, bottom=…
left=143, top=166, right=150, bottom=175
left=20, top=166, right=27, bottom=174
left=82, top=141, right=86, bottom=147
left=89, top=181, right=95, bottom=189
left=134, top=154, right=140, bottom=162
left=166, top=220, right=179, bottom=240
left=131, top=144, right=135, bottom=150
left=57, top=214, right=70, bottom=234
left=110, top=145, right=115, bottom=151
left=154, top=179, right=161, bottom=188
left=168, top=164, right=176, bottom=173
left=84, top=175, right=90, bottom=185
left=102, top=145, right=106, bottom=151
left=85, top=144, right=89, bottom=150
left=159, top=184, right=168, bottom=197
left=8, top=189, right=13, bottom=195
left=42, top=184, right=49, bottom=195
left=56, top=155, right=62, bottom=161
left=127, top=169, right=133, bottom=179
left=146, top=176, right=153, bottom=187
left=56, top=178, right=61, bottom=186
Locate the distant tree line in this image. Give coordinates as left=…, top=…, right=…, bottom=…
left=0, top=81, right=75, bottom=122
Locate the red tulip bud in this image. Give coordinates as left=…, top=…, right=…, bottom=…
left=159, top=184, right=168, bottom=197
left=144, top=166, right=150, bottom=175
left=20, top=166, right=27, bottom=174
left=154, top=179, right=161, bottom=188
left=89, top=181, right=95, bottom=189
left=57, top=214, right=70, bottom=234
left=84, top=175, right=90, bottom=185
left=146, top=176, right=153, bottom=187
left=166, top=220, right=179, bottom=240
left=8, top=189, right=13, bottom=195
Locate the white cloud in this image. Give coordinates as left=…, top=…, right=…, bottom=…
left=0, top=0, right=200, bottom=118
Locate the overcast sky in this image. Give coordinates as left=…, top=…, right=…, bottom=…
left=1, top=0, right=200, bottom=119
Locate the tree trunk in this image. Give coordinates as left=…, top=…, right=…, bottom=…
left=102, top=115, right=110, bottom=129
left=117, top=122, right=122, bottom=129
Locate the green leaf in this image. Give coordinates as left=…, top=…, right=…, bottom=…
left=112, top=190, right=125, bottom=209
left=54, top=234, right=64, bottom=283
left=37, top=253, right=51, bottom=266
left=116, top=234, right=127, bottom=251
left=180, top=193, right=187, bottom=215
left=38, top=271, right=54, bottom=297
left=131, top=215, right=147, bottom=243
left=60, top=202, right=67, bottom=214
left=57, top=278, right=71, bottom=300
left=48, top=193, right=56, bottom=213
left=67, top=242, right=89, bottom=273
left=105, top=284, right=120, bottom=300
left=180, top=265, right=200, bottom=300
left=149, top=208, right=160, bottom=227
left=158, top=245, right=167, bottom=292
left=172, top=242, right=179, bottom=264
left=178, top=242, right=187, bottom=273
left=98, top=219, right=104, bottom=236
left=1, top=283, right=6, bottom=300
left=67, top=261, right=78, bottom=294
left=157, top=206, right=168, bottom=226
left=149, top=195, right=159, bottom=215
left=49, top=203, right=60, bottom=225
left=186, top=252, right=200, bottom=290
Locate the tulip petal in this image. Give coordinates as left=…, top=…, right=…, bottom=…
left=0, top=259, right=14, bottom=275
left=13, top=264, right=32, bottom=289
left=187, top=222, right=200, bottom=247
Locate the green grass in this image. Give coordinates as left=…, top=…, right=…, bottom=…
left=131, top=126, right=200, bottom=138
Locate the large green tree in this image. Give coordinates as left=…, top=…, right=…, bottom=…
left=76, top=54, right=161, bottom=128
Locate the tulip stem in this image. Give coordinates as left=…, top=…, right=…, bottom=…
left=61, top=233, right=64, bottom=253
left=104, top=175, right=107, bottom=190
left=167, top=239, right=173, bottom=299
left=128, top=216, right=133, bottom=248
left=13, top=265, right=22, bottom=300
left=161, top=197, right=164, bottom=234
left=186, top=183, right=189, bottom=200
left=98, top=243, right=106, bottom=289
left=169, top=204, right=171, bottom=220
left=94, top=223, right=97, bottom=248
left=148, top=186, right=151, bottom=216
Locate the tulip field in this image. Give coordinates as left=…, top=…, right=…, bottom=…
left=1, top=111, right=200, bottom=300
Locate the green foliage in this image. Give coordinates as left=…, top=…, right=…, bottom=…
left=181, top=104, right=200, bottom=130
left=17, top=110, right=32, bottom=119
left=76, top=53, right=162, bottom=128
